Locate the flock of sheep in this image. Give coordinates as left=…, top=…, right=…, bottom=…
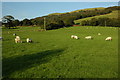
left=13, top=33, right=32, bottom=43
left=71, top=33, right=112, bottom=41
left=14, top=32, right=112, bottom=43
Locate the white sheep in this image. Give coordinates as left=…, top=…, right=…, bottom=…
left=13, top=33, right=16, bottom=36
left=15, top=36, right=22, bottom=43
left=26, top=38, right=32, bottom=43
left=85, top=36, right=93, bottom=39
left=105, top=37, right=112, bottom=41
left=0, top=37, right=2, bottom=40
left=98, top=33, right=101, bottom=35
left=15, top=38, right=22, bottom=43
left=74, top=36, right=79, bottom=39
left=16, top=36, right=20, bottom=39
left=71, top=35, right=75, bottom=39
left=71, top=35, right=79, bottom=39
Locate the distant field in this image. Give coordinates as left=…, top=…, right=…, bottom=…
left=2, top=26, right=118, bottom=78
left=74, top=10, right=119, bottom=25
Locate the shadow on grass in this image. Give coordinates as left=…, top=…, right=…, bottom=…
left=2, top=48, right=65, bottom=77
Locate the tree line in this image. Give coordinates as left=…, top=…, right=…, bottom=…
left=2, top=6, right=120, bottom=29
left=81, top=17, right=120, bottom=27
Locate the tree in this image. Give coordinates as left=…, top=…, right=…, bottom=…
left=2, top=15, right=15, bottom=29
left=22, top=18, right=32, bottom=26
left=31, top=19, right=38, bottom=26
left=89, top=18, right=99, bottom=26
left=62, top=17, right=74, bottom=26
left=81, top=20, right=89, bottom=26
left=12, top=19, right=20, bottom=27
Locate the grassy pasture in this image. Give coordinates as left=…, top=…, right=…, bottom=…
left=74, top=10, right=119, bottom=25
left=2, top=26, right=118, bottom=78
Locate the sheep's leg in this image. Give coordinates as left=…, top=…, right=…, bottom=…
left=15, top=40, right=18, bottom=43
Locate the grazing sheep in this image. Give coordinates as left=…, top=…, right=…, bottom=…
left=13, top=33, right=16, bottom=36
left=15, top=38, right=22, bottom=43
left=74, top=36, right=79, bottom=39
left=71, top=35, right=79, bottom=39
left=98, top=33, right=101, bottom=35
left=71, top=35, right=75, bottom=38
left=105, top=37, right=112, bottom=41
left=26, top=38, right=32, bottom=43
left=16, top=36, right=20, bottom=39
left=15, top=36, right=22, bottom=43
left=0, top=37, right=2, bottom=40
left=85, top=36, right=93, bottom=39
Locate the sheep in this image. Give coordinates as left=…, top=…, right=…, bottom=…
left=85, top=36, right=93, bottom=40
left=71, top=35, right=75, bottom=38
left=15, top=38, right=22, bottom=43
left=16, top=36, right=20, bottom=39
left=0, top=37, right=2, bottom=40
left=105, top=37, right=112, bottom=41
left=71, top=35, right=79, bottom=39
left=15, top=36, right=22, bottom=43
left=15, top=38, right=19, bottom=43
left=13, top=33, right=16, bottom=36
left=98, top=33, right=101, bottom=35
left=26, top=38, right=32, bottom=43
left=74, top=36, right=79, bottom=39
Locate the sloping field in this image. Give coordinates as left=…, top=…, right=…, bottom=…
left=74, top=10, right=118, bottom=25
left=2, top=26, right=118, bottom=78
left=48, top=7, right=105, bottom=16
left=70, top=7, right=105, bottom=13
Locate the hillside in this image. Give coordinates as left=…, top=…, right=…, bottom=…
left=48, top=7, right=105, bottom=16
left=3, top=6, right=120, bottom=29
left=74, top=10, right=119, bottom=25
left=48, top=13, right=65, bottom=16
left=69, top=7, right=105, bottom=13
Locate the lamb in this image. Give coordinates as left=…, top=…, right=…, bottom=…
left=71, top=35, right=79, bottom=39
left=85, top=36, right=93, bottom=39
left=15, top=36, right=22, bottom=43
left=98, top=33, right=101, bottom=35
left=15, top=38, right=20, bottom=43
left=16, top=36, right=20, bottom=39
left=13, top=33, right=16, bottom=36
left=0, top=37, right=2, bottom=40
left=71, top=35, right=75, bottom=39
left=105, top=37, right=112, bottom=41
left=74, top=36, right=79, bottom=39
left=26, top=38, right=32, bottom=43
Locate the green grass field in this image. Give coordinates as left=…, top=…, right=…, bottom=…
left=74, top=10, right=119, bottom=25
left=2, top=26, right=118, bottom=78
